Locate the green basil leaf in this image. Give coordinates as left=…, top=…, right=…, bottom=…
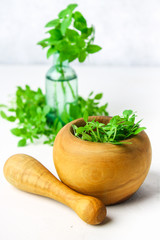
left=76, top=38, right=85, bottom=48
left=37, top=107, right=42, bottom=114
left=58, top=8, right=71, bottom=19
left=74, top=21, right=87, bottom=31
left=66, top=29, right=79, bottom=42
left=8, top=108, right=16, bottom=112
left=95, top=93, right=103, bottom=100
left=37, top=39, right=48, bottom=48
left=73, top=11, right=86, bottom=23
left=11, top=128, right=21, bottom=136
left=47, top=47, right=56, bottom=58
left=88, top=91, right=93, bottom=97
left=59, top=44, right=79, bottom=62
left=56, top=39, right=69, bottom=51
left=56, top=121, right=63, bottom=133
left=0, top=110, right=7, bottom=119
left=43, top=105, right=50, bottom=115
left=133, top=127, right=146, bottom=135
left=18, top=138, right=27, bottom=147
left=69, top=103, right=81, bottom=119
left=73, top=11, right=87, bottom=31
left=82, top=132, right=92, bottom=141
left=7, top=116, right=16, bottom=122
left=68, top=53, right=78, bottom=62
left=61, top=110, right=70, bottom=123
left=0, top=104, right=7, bottom=108
left=123, top=110, right=133, bottom=119
left=76, top=127, right=85, bottom=134
left=78, top=50, right=87, bottom=62
left=60, top=16, right=72, bottom=35
left=45, top=19, right=60, bottom=28
left=83, top=111, right=88, bottom=123
left=81, top=27, right=93, bottom=39
left=46, top=29, right=62, bottom=40
left=47, top=38, right=58, bottom=45
left=86, top=44, right=102, bottom=54
left=67, top=3, right=78, bottom=11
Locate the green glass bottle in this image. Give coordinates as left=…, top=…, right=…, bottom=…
left=45, top=53, right=78, bottom=123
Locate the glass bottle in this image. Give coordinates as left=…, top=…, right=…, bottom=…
left=45, top=53, right=78, bottom=123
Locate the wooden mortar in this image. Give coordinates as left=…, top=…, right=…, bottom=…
left=53, top=116, right=152, bottom=205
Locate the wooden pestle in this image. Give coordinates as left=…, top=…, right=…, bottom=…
left=3, top=154, right=106, bottom=225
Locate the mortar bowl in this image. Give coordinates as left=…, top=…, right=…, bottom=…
left=53, top=116, right=152, bottom=205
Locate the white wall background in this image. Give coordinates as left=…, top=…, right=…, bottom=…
left=1, top=0, right=160, bottom=66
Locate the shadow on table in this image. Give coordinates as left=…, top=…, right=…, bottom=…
left=120, top=170, right=160, bottom=206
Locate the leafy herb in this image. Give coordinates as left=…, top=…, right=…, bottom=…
left=37, top=3, right=101, bottom=64
left=0, top=86, right=108, bottom=146
left=64, top=91, right=108, bottom=123
left=72, top=110, right=146, bottom=144
left=0, top=86, right=61, bottom=146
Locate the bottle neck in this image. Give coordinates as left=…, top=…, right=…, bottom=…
left=53, top=52, right=68, bottom=67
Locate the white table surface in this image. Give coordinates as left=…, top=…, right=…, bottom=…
left=0, top=65, right=160, bottom=240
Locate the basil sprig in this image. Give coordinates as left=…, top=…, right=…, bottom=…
left=0, top=86, right=108, bottom=146
left=72, top=110, right=146, bottom=144
left=37, top=3, right=101, bottom=63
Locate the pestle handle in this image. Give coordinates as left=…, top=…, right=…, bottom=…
left=3, top=154, right=106, bottom=225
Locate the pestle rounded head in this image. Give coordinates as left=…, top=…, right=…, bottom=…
left=74, top=196, right=107, bottom=225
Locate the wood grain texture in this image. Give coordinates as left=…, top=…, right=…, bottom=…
left=53, top=116, right=152, bottom=205
left=3, top=154, right=106, bottom=225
